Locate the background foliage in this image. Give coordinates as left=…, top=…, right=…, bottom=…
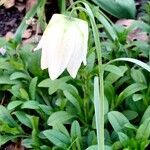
left=0, top=0, right=150, bottom=149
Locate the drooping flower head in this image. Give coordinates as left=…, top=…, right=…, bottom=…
left=34, top=14, right=88, bottom=80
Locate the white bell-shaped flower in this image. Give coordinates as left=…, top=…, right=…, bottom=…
left=34, top=14, right=88, bottom=80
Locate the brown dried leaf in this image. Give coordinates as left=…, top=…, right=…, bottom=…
left=3, top=0, right=15, bottom=8
left=116, top=19, right=149, bottom=42
left=116, top=19, right=135, bottom=28
left=5, top=31, right=14, bottom=40
left=128, top=29, right=149, bottom=42
left=26, top=0, right=37, bottom=12
left=15, top=2, right=25, bottom=12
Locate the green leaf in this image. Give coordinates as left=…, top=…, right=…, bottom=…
left=131, top=20, right=150, bottom=33
left=19, top=88, right=29, bottom=100
left=22, top=138, right=33, bottom=149
left=105, top=66, right=128, bottom=84
left=71, top=120, right=81, bottom=140
left=13, top=111, right=32, bottom=128
left=0, top=37, right=6, bottom=47
left=29, top=77, right=38, bottom=100
left=53, top=123, right=70, bottom=138
left=104, top=65, right=124, bottom=76
left=86, top=145, right=98, bottom=150
left=47, top=111, right=74, bottom=126
left=0, top=135, right=19, bottom=146
left=104, top=81, right=115, bottom=102
left=141, top=106, right=150, bottom=123
left=94, top=77, right=101, bottom=141
left=136, top=118, right=150, bottom=140
left=92, top=7, right=117, bottom=40
left=63, top=90, right=81, bottom=114
left=93, top=0, right=136, bottom=18
left=9, top=84, right=21, bottom=98
left=117, top=83, right=147, bottom=104
left=118, top=132, right=129, bottom=146
left=38, top=104, right=52, bottom=115
left=43, top=129, right=70, bottom=149
left=38, top=76, right=70, bottom=94
left=123, top=110, right=138, bottom=121
left=107, top=58, right=150, bottom=73
left=131, top=69, right=147, bottom=84
left=108, top=111, right=129, bottom=132
left=0, top=76, right=19, bottom=85
left=0, top=121, right=20, bottom=135
left=0, top=61, right=13, bottom=70
left=10, top=72, right=29, bottom=80
left=25, top=51, right=43, bottom=77
left=132, top=94, right=143, bottom=102
left=0, top=105, right=19, bottom=128
left=124, top=122, right=137, bottom=131
left=30, top=116, right=40, bottom=147
left=112, top=141, right=123, bottom=150
left=21, top=100, right=40, bottom=110
left=7, top=101, right=23, bottom=110
left=86, top=145, right=112, bottom=150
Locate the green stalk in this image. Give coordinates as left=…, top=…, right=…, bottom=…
left=70, top=3, right=105, bottom=149
left=58, top=0, right=66, bottom=14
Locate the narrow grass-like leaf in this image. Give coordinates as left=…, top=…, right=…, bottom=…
left=107, top=58, right=150, bottom=72
left=29, top=77, right=38, bottom=100
left=94, top=77, right=101, bottom=146
left=117, top=83, right=147, bottom=104
left=92, top=8, right=117, bottom=40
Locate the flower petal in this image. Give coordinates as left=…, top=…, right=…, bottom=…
left=67, top=20, right=88, bottom=78
left=44, top=15, right=76, bottom=80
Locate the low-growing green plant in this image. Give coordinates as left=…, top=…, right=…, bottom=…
left=0, top=0, right=150, bottom=150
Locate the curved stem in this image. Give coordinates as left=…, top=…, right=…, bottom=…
left=69, top=4, right=104, bottom=150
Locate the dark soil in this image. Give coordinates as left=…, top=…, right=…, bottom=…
left=0, top=0, right=59, bottom=37
left=0, top=6, right=24, bottom=37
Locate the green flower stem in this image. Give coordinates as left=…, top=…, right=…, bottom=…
left=58, top=0, right=66, bottom=14
left=70, top=3, right=104, bottom=150
left=14, top=0, right=45, bottom=43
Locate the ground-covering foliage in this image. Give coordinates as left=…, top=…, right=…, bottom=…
left=0, top=0, right=150, bottom=149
